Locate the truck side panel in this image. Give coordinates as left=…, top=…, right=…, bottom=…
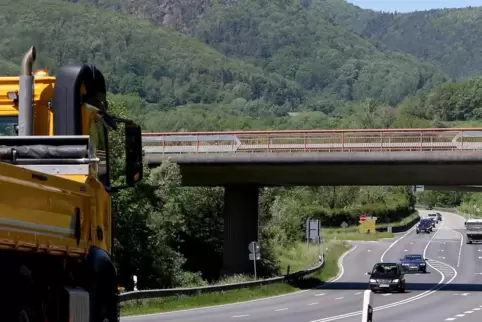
left=0, top=162, right=93, bottom=256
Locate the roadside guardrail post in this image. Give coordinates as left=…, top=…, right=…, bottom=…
left=361, top=289, right=373, bottom=322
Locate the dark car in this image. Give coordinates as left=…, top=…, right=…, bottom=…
left=416, top=218, right=433, bottom=234
left=426, top=205, right=433, bottom=210
left=428, top=213, right=439, bottom=225
left=368, top=262, right=406, bottom=293
left=400, top=254, right=427, bottom=273
left=436, top=212, right=442, bottom=221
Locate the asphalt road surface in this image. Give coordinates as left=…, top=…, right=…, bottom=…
left=123, top=210, right=482, bottom=322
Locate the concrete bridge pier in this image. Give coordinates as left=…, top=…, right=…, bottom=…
left=221, top=184, right=259, bottom=276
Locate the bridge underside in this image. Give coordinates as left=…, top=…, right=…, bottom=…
left=424, top=186, right=482, bottom=192
left=146, top=151, right=482, bottom=186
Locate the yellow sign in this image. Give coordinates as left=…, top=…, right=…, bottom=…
left=359, top=218, right=377, bottom=233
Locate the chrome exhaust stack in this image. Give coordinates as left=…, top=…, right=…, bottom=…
left=18, top=46, right=36, bottom=136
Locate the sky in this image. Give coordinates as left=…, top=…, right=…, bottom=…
left=348, top=0, right=482, bottom=12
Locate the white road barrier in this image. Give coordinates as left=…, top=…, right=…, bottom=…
left=361, top=289, right=373, bottom=322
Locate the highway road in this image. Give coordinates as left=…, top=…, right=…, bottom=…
left=123, top=210, right=482, bottom=322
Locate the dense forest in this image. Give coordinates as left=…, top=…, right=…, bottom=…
left=72, top=0, right=482, bottom=80
left=2, top=0, right=482, bottom=290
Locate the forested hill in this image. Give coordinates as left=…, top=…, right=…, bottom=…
left=72, top=0, right=482, bottom=82
left=59, top=0, right=446, bottom=107
left=285, top=1, right=482, bottom=80
left=0, top=0, right=306, bottom=113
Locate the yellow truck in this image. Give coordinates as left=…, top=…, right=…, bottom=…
left=0, top=46, right=143, bottom=322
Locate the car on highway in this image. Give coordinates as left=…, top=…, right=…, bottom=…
left=428, top=213, right=439, bottom=224
left=368, top=262, right=406, bottom=293
left=426, top=205, right=433, bottom=210
left=400, top=254, right=427, bottom=273
left=436, top=212, right=442, bottom=221
left=416, top=218, right=433, bottom=234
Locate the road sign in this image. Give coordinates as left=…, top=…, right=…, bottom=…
left=248, top=241, right=260, bottom=279
left=359, top=217, right=377, bottom=234
left=306, top=219, right=321, bottom=244
left=341, top=221, right=348, bottom=228
left=413, top=185, right=424, bottom=192
left=248, top=241, right=260, bottom=254
left=360, top=215, right=367, bottom=221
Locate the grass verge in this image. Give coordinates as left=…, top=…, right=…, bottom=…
left=120, top=241, right=350, bottom=317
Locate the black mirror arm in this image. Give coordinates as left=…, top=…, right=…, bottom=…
left=101, top=111, right=136, bottom=131
left=104, top=185, right=130, bottom=193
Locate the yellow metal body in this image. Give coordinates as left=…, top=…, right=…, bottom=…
left=0, top=74, right=112, bottom=257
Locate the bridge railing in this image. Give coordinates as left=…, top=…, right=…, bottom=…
left=142, top=128, right=482, bottom=154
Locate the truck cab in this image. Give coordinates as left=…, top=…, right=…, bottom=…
left=0, top=46, right=143, bottom=322
left=466, top=219, right=482, bottom=244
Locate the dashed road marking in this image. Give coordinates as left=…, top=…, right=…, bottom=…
left=382, top=294, right=391, bottom=296
left=455, top=314, right=465, bottom=317
left=334, top=297, right=343, bottom=300
left=474, top=308, right=481, bottom=311
left=232, top=314, right=250, bottom=318
left=464, top=311, right=473, bottom=314
left=314, top=293, right=325, bottom=296
left=354, top=292, right=362, bottom=295
left=404, top=249, right=407, bottom=252
left=275, top=308, right=288, bottom=311
left=308, top=303, right=318, bottom=306
left=445, top=318, right=456, bottom=321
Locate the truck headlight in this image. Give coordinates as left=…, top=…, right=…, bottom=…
left=369, top=279, right=377, bottom=283
left=392, top=279, right=399, bottom=283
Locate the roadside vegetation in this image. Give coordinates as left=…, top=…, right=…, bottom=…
left=120, top=241, right=350, bottom=316
left=322, top=211, right=419, bottom=241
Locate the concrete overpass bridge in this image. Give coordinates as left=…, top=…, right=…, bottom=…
left=140, top=127, right=482, bottom=274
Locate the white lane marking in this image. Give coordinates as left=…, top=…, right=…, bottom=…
left=323, top=245, right=358, bottom=284
left=445, top=318, right=456, bottom=321
left=275, top=308, right=288, bottom=311
left=382, top=294, right=391, bottom=296
left=438, top=256, right=446, bottom=259
left=456, top=314, right=465, bottom=317
left=456, top=229, right=463, bottom=267
left=367, top=249, right=371, bottom=252
left=478, top=249, right=481, bottom=252
left=380, top=219, right=418, bottom=261
left=440, top=249, right=444, bottom=252
left=404, top=249, right=407, bottom=252
left=308, top=303, right=318, bottom=306
left=314, top=293, right=326, bottom=296
left=232, top=314, right=250, bottom=318
left=334, top=297, right=343, bottom=300
left=310, top=219, right=458, bottom=322
left=410, top=242, right=413, bottom=244
left=474, top=308, right=481, bottom=311
left=479, top=256, right=482, bottom=259
left=354, top=292, right=362, bottom=295
left=464, top=311, right=473, bottom=314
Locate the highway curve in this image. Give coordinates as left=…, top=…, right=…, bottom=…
left=122, top=210, right=481, bottom=322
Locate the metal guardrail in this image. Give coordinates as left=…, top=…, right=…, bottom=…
left=141, top=128, right=482, bottom=154
left=118, top=253, right=325, bottom=302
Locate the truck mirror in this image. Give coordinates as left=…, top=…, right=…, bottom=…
left=125, top=123, right=143, bottom=186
